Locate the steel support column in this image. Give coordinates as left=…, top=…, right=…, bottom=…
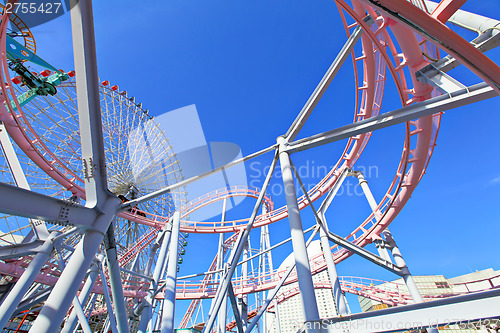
left=356, top=172, right=424, bottom=300
left=354, top=172, right=391, bottom=261
left=238, top=243, right=249, bottom=330
left=137, top=224, right=172, bottom=333
left=355, top=173, right=436, bottom=332
left=30, top=201, right=118, bottom=332
left=277, top=136, right=319, bottom=322
left=202, top=151, right=279, bottom=333
left=228, top=283, right=245, bottom=333
left=315, top=168, right=350, bottom=316
left=0, top=233, right=55, bottom=329
left=160, top=211, right=181, bottom=333
left=61, top=257, right=101, bottom=333
left=217, top=198, right=228, bottom=333
left=29, top=0, right=120, bottom=329
left=104, top=223, right=130, bottom=333
left=382, top=229, right=424, bottom=304
left=319, top=223, right=347, bottom=316
left=246, top=227, right=320, bottom=333
left=99, top=259, right=118, bottom=333
left=0, top=121, right=48, bottom=239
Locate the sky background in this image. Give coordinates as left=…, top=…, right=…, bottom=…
left=11, top=0, right=500, bottom=327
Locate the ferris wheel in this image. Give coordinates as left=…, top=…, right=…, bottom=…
left=0, top=4, right=189, bottom=330
left=0, top=0, right=499, bottom=332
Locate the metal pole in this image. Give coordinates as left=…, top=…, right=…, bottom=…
left=217, top=198, right=228, bottom=333
left=0, top=121, right=49, bottom=239
left=246, top=227, right=320, bottom=333
left=318, top=217, right=348, bottom=316
left=0, top=234, right=54, bottom=328
left=239, top=243, right=249, bottom=330
left=28, top=0, right=121, bottom=330
left=70, top=0, right=110, bottom=207
left=161, top=211, right=181, bottom=333
left=104, top=223, right=130, bottom=333
left=51, top=244, right=93, bottom=333
left=285, top=26, right=364, bottom=141
left=137, top=224, right=172, bottom=333
left=70, top=297, right=93, bottom=333
left=382, top=230, right=423, bottom=303
left=228, top=283, right=245, bottom=333
left=355, top=173, right=437, bottom=333
left=373, top=238, right=393, bottom=262
left=273, top=298, right=281, bottom=333
left=277, top=136, right=319, bottom=322
left=61, top=257, right=102, bottom=333
left=285, top=83, right=497, bottom=154
left=99, top=259, right=119, bottom=333
left=202, top=151, right=279, bottom=333
left=355, top=172, right=392, bottom=261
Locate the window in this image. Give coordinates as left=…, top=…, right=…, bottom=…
left=435, top=281, right=450, bottom=289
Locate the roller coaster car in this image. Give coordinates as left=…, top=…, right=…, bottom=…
left=8, top=59, right=57, bottom=96
left=118, top=194, right=147, bottom=217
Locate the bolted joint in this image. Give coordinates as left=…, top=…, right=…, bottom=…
left=400, top=266, right=411, bottom=276
left=276, top=136, right=289, bottom=154
left=90, top=196, right=122, bottom=234
left=350, top=170, right=367, bottom=183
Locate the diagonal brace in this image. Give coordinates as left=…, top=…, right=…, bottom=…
left=228, top=282, right=245, bottom=333
left=285, top=82, right=498, bottom=154
left=324, top=228, right=404, bottom=276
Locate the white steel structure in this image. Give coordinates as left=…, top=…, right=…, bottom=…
left=0, top=0, right=499, bottom=333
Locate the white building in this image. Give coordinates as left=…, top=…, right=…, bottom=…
left=265, top=240, right=338, bottom=333
left=358, top=268, right=500, bottom=332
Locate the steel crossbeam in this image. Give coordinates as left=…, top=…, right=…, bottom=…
left=286, top=83, right=497, bottom=154
left=301, top=289, right=500, bottom=333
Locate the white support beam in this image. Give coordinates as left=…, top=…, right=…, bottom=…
left=70, top=0, right=111, bottom=208
left=0, top=240, right=45, bottom=260
left=301, top=289, right=500, bottom=333
left=286, top=83, right=498, bottom=154
left=324, top=229, right=403, bottom=276
left=416, top=64, right=467, bottom=93
left=0, top=121, right=49, bottom=239
left=0, top=182, right=97, bottom=227
left=228, top=282, right=245, bottom=333
left=121, top=144, right=277, bottom=210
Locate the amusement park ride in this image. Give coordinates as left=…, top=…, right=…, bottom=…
left=0, top=0, right=499, bottom=332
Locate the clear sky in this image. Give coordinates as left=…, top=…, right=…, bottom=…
left=21, top=0, right=500, bottom=326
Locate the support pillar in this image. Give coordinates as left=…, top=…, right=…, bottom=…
left=104, top=223, right=130, bottom=333
left=137, top=224, right=172, bottom=333
left=277, top=136, right=319, bottom=322
left=161, top=211, right=181, bottom=333
left=0, top=234, right=55, bottom=328
left=61, top=256, right=102, bottom=333
left=373, top=238, right=392, bottom=262
left=217, top=198, right=227, bottom=333
left=99, top=259, right=118, bottom=333
left=318, top=216, right=348, bottom=316
left=355, top=172, right=437, bottom=333
left=238, top=243, right=248, bottom=330
left=0, top=121, right=49, bottom=239
left=382, top=230, right=424, bottom=303
left=273, top=298, right=281, bottom=333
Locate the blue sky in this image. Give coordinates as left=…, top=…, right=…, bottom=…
left=20, top=0, right=500, bottom=324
